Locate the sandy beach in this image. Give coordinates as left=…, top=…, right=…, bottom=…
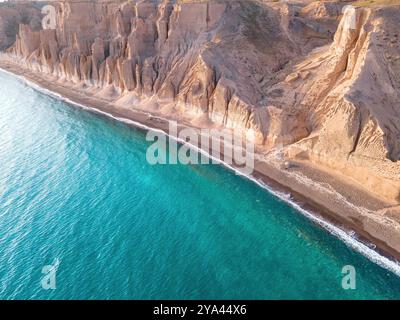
left=1, top=57, right=400, bottom=268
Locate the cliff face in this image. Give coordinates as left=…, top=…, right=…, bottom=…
left=277, top=5, right=400, bottom=201
left=0, top=2, right=42, bottom=50
left=5, top=0, right=341, bottom=142
left=3, top=0, right=400, bottom=202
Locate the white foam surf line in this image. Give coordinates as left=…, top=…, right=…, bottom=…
left=2, top=67, right=400, bottom=277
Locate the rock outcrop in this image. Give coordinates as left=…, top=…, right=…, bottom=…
left=2, top=0, right=400, bottom=203
left=0, top=1, right=42, bottom=50
left=275, top=4, right=400, bottom=202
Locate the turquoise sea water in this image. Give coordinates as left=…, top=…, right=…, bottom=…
left=0, top=70, right=400, bottom=300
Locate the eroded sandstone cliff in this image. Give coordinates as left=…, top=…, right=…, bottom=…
left=279, top=5, right=400, bottom=201
left=5, top=0, right=342, bottom=140
left=2, top=0, right=400, bottom=203
left=0, top=1, right=42, bottom=50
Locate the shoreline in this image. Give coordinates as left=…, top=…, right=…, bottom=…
left=1, top=60, right=400, bottom=275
